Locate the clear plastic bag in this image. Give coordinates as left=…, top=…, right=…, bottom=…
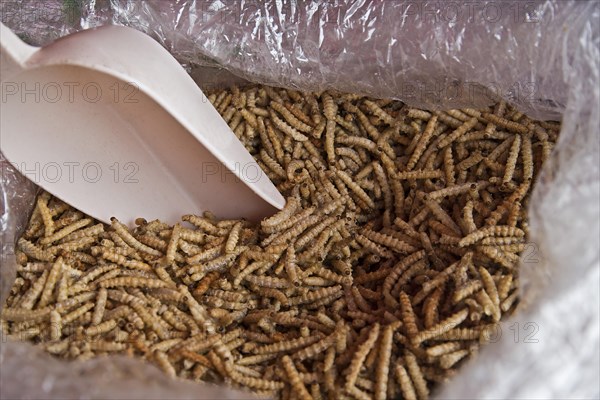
left=1, top=1, right=598, bottom=398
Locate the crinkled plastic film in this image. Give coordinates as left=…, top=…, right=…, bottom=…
left=1, top=1, right=598, bottom=398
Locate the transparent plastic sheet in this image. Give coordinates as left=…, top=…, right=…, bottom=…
left=1, top=0, right=599, bottom=398
left=0, top=0, right=582, bottom=119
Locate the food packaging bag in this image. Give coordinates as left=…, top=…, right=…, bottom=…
left=1, top=1, right=598, bottom=398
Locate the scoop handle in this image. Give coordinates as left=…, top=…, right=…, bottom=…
left=0, top=22, right=37, bottom=81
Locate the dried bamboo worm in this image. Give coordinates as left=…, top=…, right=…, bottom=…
left=289, top=286, right=342, bottom=306
left=412, top=261, right=459, bottom=305
left=481, top=113, right=529, bottom=134
left=501, top=134, right=522, bottom=188
left=37, top=257, right=65, bottom=308
left=110, top=218, right=162, bottom=257
left=459, top=226, right=524, bottom=247
left=85, top=318, right=117, bottom=336
left=404, top=351, right=429, bottom=400
left=437, top=118, right=478, bottom=149
left=90, top=287, right=108, bottom=326
left=291, top=333, right=336, bottom=362
left=335, top=168, right=376, bottom=209
left=152, top=351, right=176, bottom=378
left=521, top=133, right=534, bottom=181
left=282, top=355, right=314, bottom=400
left=452, top=281, right=483, bottom=304
left=374, top=323, right=400, bottom=400
left=188, top=247, right=248, bottom=276
left=295, top=216, right=337, bottom=251
left=336, top=135, right=378, bottom=153
left=381, top=251, right=425, bottom=308
left=19, top=269, right=49, bottom=310
left=439, top=349, right=470, bottom=369
left=261, top=198, right=301, bottom=229
left=18, top=238, right=55, bottom=262
left=395, top=170, right=443, bottom=180
left=181, top=214, right=224, bottom=236
left=363, top=229, right=417, bottom=254
left=100, top=249, right=153, bottom=272
left=261, top=149, right=287, bottom=178
left=178, top=285, right=215, bottom=334
left=322, top=92, right=337, bottom=121
left=407, top=116, right=439, bottom=170
left=270, top=101, right=312, bottom=133
left=395, top=364, right=418, bottom=400
left=226, top=362, right=285, bottom=390
left=355, top=235, right=394, bottom=259
left=266, top=215, right=321, bottom=247
left=422, top=197, right=462, bottom=236
left=40, top=218, right=93, bottom=245
left=413, top=308, right=469, bottom=345
left=345, top=323, right=381, bottom=390
left=271, top=109, right=309, bottom=141
left=98, top=277, right=169, bottom=289
left=362, top=100, right=395, bottom=126
left=253, top=335, right=320, bottom=355
left=61, top=301, right=94, bottom=325
left=2, top=307, right=51, bottom=322
left=34, top=193, right=55, bottom=238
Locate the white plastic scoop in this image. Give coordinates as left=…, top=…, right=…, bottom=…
left=0, top=22, right=285, bottom=226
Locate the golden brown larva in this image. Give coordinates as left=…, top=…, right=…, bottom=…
left=110, top=218, right=162, bottom=257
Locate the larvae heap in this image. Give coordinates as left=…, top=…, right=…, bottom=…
left=1, top=85, right=559, bottom=400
